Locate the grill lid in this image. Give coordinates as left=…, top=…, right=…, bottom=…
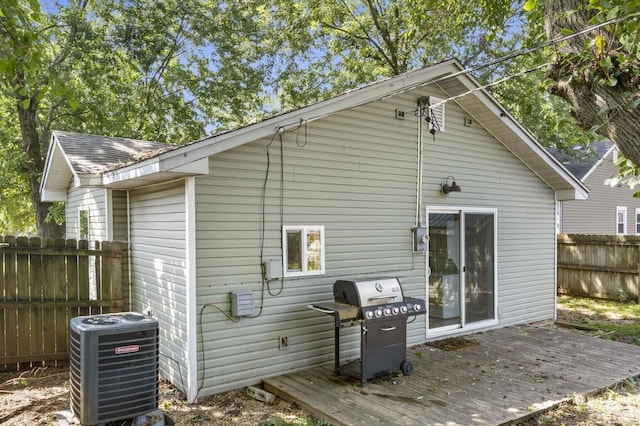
left=334, top=278, right=404, bottom=308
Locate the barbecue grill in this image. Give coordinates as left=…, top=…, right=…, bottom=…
left=309, top=277, right=426, bottom=386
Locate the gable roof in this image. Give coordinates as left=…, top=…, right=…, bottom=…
left=548, top=141, right=615, bottom=182
left=41, top=131, right=176, bottom=201
left=41, top=59, right=588, bottom=201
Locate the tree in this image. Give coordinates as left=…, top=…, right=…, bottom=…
left=0, top=0, right=271, bottom=236
left=538, top=0, right=640, bottom=166
left=239, top=0, right=521, bottom=111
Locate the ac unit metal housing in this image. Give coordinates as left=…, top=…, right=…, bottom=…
left=69, top=312, right=159, bottom=425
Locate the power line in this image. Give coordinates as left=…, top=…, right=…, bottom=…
left=417, top=9, right=640, bottom=106
left=428, top=63, right=549, bottom=109
left=422, top=9, right=640, bottom=109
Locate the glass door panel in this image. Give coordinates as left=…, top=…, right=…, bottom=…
left=428, top=213, right=462, bottom=330
left=464, top=213, right=495, bottom=324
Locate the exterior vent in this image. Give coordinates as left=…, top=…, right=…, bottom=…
left=427, top=96, right=445, bottom=132
left=231, top=290, right=255, bottom=317
left=69, top=312, right=159, bottom=425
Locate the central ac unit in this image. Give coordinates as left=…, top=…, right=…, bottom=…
left=69, top=312, right=159, bottom=425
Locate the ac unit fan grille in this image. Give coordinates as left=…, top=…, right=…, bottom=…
left=69, top=314, right=159, bottom=425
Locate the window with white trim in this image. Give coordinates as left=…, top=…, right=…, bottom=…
left=636, top=208, right=640, bottom=235
left=283, top=225, right=325, bottom=277
left=616, top=206, right=627, bottom=235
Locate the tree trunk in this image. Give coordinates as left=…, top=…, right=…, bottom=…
left=15, top=90, right=65, bottom=239
left=544, top=0, right=640, bottom=164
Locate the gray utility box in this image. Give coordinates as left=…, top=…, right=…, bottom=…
left=69, top=312, right=159, bottom=425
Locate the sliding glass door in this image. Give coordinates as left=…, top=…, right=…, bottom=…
left=427, top=209, right=496, bottom=333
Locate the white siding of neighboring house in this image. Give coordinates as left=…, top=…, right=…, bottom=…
left=561, top=151, right=640, bottom=235
left=66, top=186, right=109, bottom=300
left=66, top=186, right=108, bottom=241
left=128, top=180, right=189, bottom=395
left=192, top=87, right=558, bottom=395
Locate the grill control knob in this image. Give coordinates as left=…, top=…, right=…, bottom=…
left=413, top=304, right=422, bottom=312
left=375, top=309, right=383, bottom=318
left=392, top=307, right=399, bottom=315
left=383, top=308, right=391, bottom=316
left=366, top=310, right=374, bottom=319
left=400, top=305, right=408, bottom=314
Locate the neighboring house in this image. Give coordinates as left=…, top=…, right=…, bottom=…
left=40, top=59, right=587, bottom=402
left=552, top=141, right=640, bottom=235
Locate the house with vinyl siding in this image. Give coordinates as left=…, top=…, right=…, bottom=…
left=40, top=59, right=587, bottom=402
left=551, top=141, right=640, bottom=235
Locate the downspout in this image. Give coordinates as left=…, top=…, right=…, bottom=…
left=126, top=190, right=132, bottom=311
left=185, top=177, right=198, bottom=403
left=416, top=97, right=427, bottom=226
left=553, top=194, right=558, bottom=322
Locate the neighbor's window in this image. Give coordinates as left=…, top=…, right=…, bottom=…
left=616, top=206, right=627, bottom=235
left=283, top=225, right=325, bottom=277
left=636, top=208, right=640, bottom=235
left=79, top=209, right=90, bottom=240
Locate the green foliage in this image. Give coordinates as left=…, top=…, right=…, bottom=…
left=0, top=0, right=277, bottom=235
left=604, top=152, right=640, bottom=196
left=236, top=0, right=521, bottom=110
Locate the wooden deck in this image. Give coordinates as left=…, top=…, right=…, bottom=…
left=264, top=325, right=640, bottom=425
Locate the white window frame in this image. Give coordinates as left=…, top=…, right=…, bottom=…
left=616, top=206, right=627, bottom=235
left=283, top=225, right=325, bottom=277
left=635, top=208, right=640, bottom=236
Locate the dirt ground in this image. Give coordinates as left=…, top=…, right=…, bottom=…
left=0, top=368, right=317, bottom=425
left=1, top=304, right=638, bottom=425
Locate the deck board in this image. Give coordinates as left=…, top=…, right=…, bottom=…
left=264, top=325, right=640, bottom=425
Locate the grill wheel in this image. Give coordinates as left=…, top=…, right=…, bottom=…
left=401, top=360, right=413, bottom=376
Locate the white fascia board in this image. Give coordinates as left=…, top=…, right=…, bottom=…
left=102, top=157, right=209, bottom=186
left=40, top=188, right=67, bottom=202
left=39, top=134, right=60, bottom=196
left=41, top=134, right=79, bottom=198
left=75, top=173, right=104, bottom=187
left=581, top=144, right=616, bottom=182
left=556, top=188, right=589, bottom=201
left=103, top=160, right=161, bottom=186
left=169, top=157, right=210, bottom=174
left=159, top=60, right=462, bottom=171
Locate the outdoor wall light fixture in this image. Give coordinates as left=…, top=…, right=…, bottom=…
left=442, top=176, right=462, bottom=195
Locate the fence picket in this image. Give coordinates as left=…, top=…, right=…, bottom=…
left=41, top=238, right=57, bottom=359
left=558, top=234, right=640, bottom=301
left=0, top=236, right=126, bottom=370
left=1, top=236, right=17, bottom=367
left=15, top=237, right=30, bottom=368
left=28, top=237, right=43, bottom=360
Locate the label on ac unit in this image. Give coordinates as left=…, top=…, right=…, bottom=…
left=114, top=345, right=140, bottom=355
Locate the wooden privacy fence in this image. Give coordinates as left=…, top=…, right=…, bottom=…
left=0, top=236, right=128, bottom=370
left=557, top=234, right=640, bottom=302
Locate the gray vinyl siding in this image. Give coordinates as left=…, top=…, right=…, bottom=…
left=561, top=152, right=640, bottom=234
left=193, top=88, right=558, bottom=395
left=111, top=190, right=128, bottom=241
left=129, top=180, right=188, bottom=394
left=65, top=186, right=108, bottom=241
left=426, top=100, right=557, bottom=326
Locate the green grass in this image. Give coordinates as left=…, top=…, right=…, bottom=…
left=557, top=295, right=640, bottom=345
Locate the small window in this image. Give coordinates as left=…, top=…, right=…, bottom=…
left=616, top=206, right=627, bottom=235
left=283, top=225, right=325, bottom=277
left=636, top=208, right=640, bottom=235
left=79, top=209, right=90, bottom=240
